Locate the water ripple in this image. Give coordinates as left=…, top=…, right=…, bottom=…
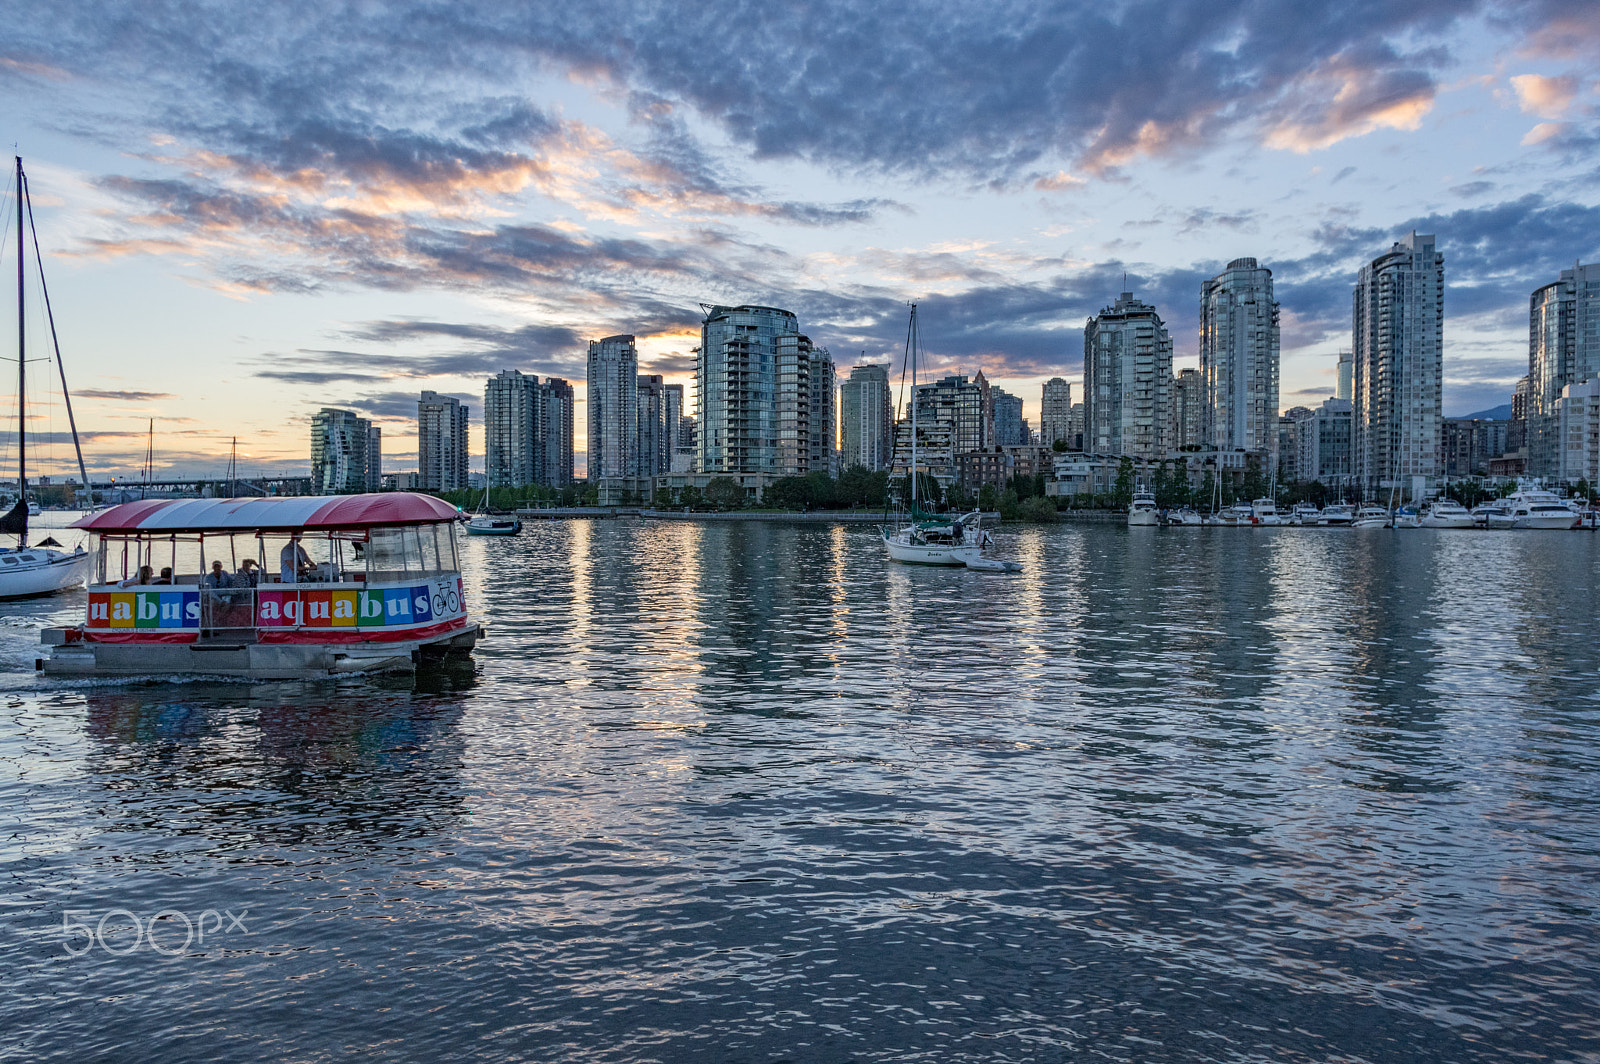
left=2, top=522, right=1598, bottom=1062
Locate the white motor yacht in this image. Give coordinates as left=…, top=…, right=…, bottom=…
left=1211, top=504, right=1254, bottom=526
left=1128, top=488, right=1159, bottom=526
left=1317, top=504, right=1355, bottom=526
left=1473, top=501, right=1511, bottom=528
left=1419, top=499, right=1475, bottom=528
left=1351, top=506, right=1391, bottom=528
left=1165, top=508, right=1204, bottom=526
left=1504, top=489, right=1579, bottom=529
left=1250, top=498, right=1283, bottom=526
left=1289, top=502, right=1320, bottom=526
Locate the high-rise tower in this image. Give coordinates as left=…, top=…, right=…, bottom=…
left=417, top=391, right=469, bottom=492
left=587, top=335, right=639, bottom=480
left=1529, top=262, right=1600, bottom=476
left=1352, top=233, right=1444, bottom=487
left=1039, top=378, right=1073, bottom=446
left=1200, top=257, right=1280, bottom=468
left=1083, top=293, right=1173, bottom=459
left=839, top=364, right=893, bottom=471
left=311, top=408, right=380, bottom=494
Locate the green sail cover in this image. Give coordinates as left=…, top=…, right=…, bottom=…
left=909, top=500, right=952, bottom=525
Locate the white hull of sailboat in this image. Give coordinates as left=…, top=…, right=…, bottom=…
left=466, top=516, right=522, bottom=536
left=0, top=549, right=92, bottom=599
left=883, top=535, right=983, bottom=566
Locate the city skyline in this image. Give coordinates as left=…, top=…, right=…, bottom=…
left=2, top=2, right=1597, bottom=482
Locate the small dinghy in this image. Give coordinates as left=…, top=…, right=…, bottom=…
left=965, top=557, right=1021, bottom=573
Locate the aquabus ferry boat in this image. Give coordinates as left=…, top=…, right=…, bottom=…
left=39, top=494, right=482, bottom=678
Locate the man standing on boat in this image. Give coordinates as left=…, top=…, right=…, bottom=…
left=280, top=536, right=312, bottom=583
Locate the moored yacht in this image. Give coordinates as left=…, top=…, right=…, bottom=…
left=1505, top=489, right=1579, bottom=529
left=1317, top=503, right=1355, bottom=526
left=1128, top=487, right=1159, bottom=526
left=1473, top=500, right=1511, bottom=527
left=1288, top=502, right=1320, bottom=526
left=465, top=514, right=522, bottom=536
left=1351, top=506, right=1391, bottom=528
left=882, top=304, right=996, bottom=567
left=1210, top=503, right=1254, bottom=526
left=1419, top=499, right=1475, bottom=528
left=1250, top=498, right=1283, bottom=526
left=1165, top=507, right=1204, bottom=526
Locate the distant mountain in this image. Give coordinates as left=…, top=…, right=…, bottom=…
left=1456, top=403, right=1514, bottom=420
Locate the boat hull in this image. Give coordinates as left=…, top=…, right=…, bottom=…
left=467, top=512, right=521, bottom=531
left=1512, top=515, right=1578, bottom=530
left=0, top=550, right=93, bottom=600
left=1127, top=510, right=1159, bottom=526
left=1419, top=515, right=1475, bottom=529
left=40, top=621, right=482, bottom=679
left=883, top=535, right=983, bottom=566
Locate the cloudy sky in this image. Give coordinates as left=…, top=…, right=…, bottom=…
left=2, top=0, right=1597, bottom=480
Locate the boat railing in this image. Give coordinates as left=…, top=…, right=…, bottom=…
left=200, top=588, right=259, bottom=642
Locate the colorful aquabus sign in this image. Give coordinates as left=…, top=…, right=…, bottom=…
left=255, top=578, right=464, bottom=628
left=85, top=578, right=465, bottom=631
left=86, top=590, right=200, bottom=629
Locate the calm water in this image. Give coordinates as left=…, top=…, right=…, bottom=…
left=2, top=519, right=1599, bottom=1062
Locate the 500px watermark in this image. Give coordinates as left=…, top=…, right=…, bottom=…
left=60, top=909, right=251, bottom=957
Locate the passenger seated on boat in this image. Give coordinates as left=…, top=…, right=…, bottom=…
left=280, top=538, right=312, bottom=584
left=203, top=561, right=232, bottom=589
left=236, top=559, right=259, bottom=587
left=153, top=567, right=174, bottom=585
left=120, top=564, right=155, bottom=587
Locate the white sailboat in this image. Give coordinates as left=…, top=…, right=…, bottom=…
left=1, top=157, right=93, bottom=599
left=464, top=486, right=522, bottom=535
left=883, top=304, right=987, bottom=566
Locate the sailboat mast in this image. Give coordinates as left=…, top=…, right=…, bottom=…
left=14, top=157, right=25, bottom=542
left=22, top=168, right=94, bottom=510
left=909, top=304, right=918, bottom=508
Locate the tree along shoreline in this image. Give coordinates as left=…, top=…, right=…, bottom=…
left=428, top=462, right=1591, bottom=527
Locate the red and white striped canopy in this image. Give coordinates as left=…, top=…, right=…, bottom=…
left=73, top=493, right=461, bottom=533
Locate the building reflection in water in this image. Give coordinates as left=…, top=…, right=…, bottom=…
left=78, top=666, right=474, bottom=850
